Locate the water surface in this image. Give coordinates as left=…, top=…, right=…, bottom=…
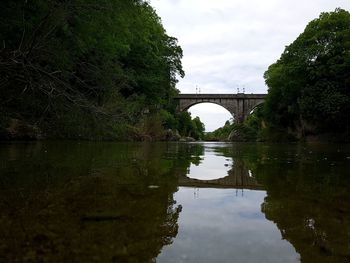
left=0, top=142, right=349, bottom=262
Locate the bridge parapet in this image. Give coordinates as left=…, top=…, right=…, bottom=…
left=175, top=93, right=266, bottom=99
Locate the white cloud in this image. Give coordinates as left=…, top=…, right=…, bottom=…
left=158, top=187, right=299, bottom=262
left=151, top=0, right=350, bottom=131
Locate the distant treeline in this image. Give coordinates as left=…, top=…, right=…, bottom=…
left=0, top=0, right=205, bottom=140
left=207, top=8, right=350, bottom=142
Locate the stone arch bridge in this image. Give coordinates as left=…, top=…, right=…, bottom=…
left=175, top=93, right=266, bottom=123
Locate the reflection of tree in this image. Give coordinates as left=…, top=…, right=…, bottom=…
left=172, top=143, right=204, bottom=168
left=0, top=142, right=182, bottom=262
left=211, top=143, right=350, bottom=262
left=256, top=147, right=350, bottom=263
left=187, top=143, right=205, bottom=166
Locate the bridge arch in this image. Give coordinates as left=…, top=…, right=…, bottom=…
left=175, top=94, right=266, bottom=123
left=186, top=102, right=234, bottom=132
left=181, top=100, right=234, bottom=116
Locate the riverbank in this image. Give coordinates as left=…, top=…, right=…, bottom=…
left=0, top=117, right=200, bottom=142
left=2, top=117, right=349, bottom=143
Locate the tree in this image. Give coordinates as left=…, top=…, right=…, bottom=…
left=192, top=116, right=205, bottom=139
left=0, top=0, right=184, bottom=139
left=264, top=8, right=350, bottom=136
left=176, top=112, right=205, bottom=139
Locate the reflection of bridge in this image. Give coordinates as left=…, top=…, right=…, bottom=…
left=175, top=93, right=266, bottom=123
left=178, top=162, right=264, bottom=190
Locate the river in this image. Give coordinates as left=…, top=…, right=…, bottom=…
left=0, top=142, right=349, bottom=262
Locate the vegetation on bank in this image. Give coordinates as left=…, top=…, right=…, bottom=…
left=263, top=8, right=350, bottom=141
left=210, top=8, right=350, bottom=142
left=0, top=0, right=205, bottom=140
left=204, top=105, right=267, bottom=142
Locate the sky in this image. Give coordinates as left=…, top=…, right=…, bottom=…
left=150, top=0, right=350, bottom=131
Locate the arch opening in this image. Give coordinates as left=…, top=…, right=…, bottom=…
left=187, top=103, right=233, bottom=132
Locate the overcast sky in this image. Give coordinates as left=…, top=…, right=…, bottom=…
left=150, top=0, right=350, bottom=131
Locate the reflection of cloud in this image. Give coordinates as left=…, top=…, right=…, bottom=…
left=151, top=0, right=350, bottom=130
left=158, top=188, right=299, bottom=263
left=238, top=211, right=265, bottom=220
left=187, top=149, right=232, bottom=180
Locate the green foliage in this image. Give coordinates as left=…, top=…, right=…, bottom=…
left=160, top=110, right=178, bottom=130
left=0, top=0, right=184, bottom=140
left=176, top=112, right=205, bottom=140
left=204, top=120, right=233, bottom=141
left=191, top=116, right=205, bottom=139
left=264, top=8, right=350, bottom=137
left=205, top=106, right=265, bottom=141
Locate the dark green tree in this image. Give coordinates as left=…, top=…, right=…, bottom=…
left=192, top=116, right=205, bottom=139
left=264, top=8, right=350, bottom=137
left=0, top=0, right=184, bottom=139
left=177, top=112, right=205, bottom=140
